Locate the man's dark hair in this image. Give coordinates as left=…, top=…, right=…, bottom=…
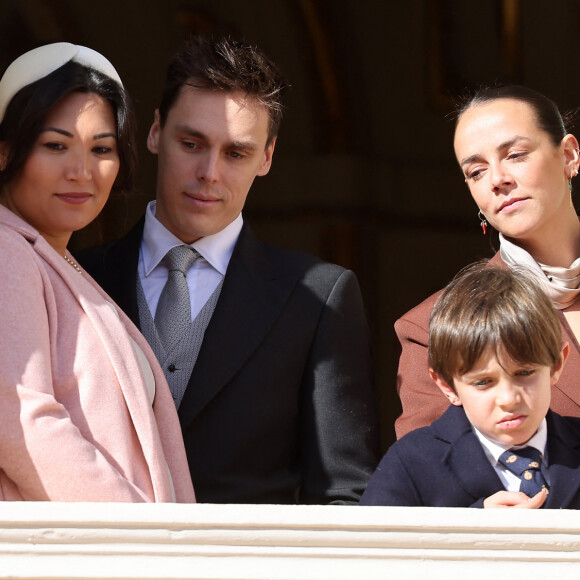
left=158, top=36, right=287, bottom=145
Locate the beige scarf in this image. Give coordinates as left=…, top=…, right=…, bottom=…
left=499, top=233, right=580, bottom=310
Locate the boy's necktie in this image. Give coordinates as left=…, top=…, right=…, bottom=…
left=498, top=447, right=549, bottom=497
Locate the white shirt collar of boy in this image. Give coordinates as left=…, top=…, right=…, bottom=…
left=142, top=200, right=241, bottom=276
left=472, top=419, right=548, bottom=492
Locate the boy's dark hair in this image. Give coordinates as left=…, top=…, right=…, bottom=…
left=0, top=60, right=137, bottom=195
left=158, top=36, right=287, bottom=145
left=428, top=262, right=563, bottom=388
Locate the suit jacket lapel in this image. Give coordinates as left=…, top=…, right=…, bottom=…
left=178, top=225, right=298, bottom=424
left=545, top=411, right=580, bottom=508
left=433, top=406, right=505, bottom=501
left=97, top=218, right=144, bottom=328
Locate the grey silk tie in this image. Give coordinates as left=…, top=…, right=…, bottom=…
left=154, top=245, right=198, bottom=352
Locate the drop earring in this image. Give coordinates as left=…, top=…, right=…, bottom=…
left=478, top=210, right=488, bottom=235
left=570, top=169, right=578, bottom=207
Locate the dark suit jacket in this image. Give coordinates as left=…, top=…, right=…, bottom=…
left=360, top=405, right=580, bottom=508
left=78, top=219, right=380, bottom=504
left=394, top=252, right=580, bottom=438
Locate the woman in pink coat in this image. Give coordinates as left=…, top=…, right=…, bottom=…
left=0, top=43, right=195, bottom=502
left=396, top=85, right=580, bottom=439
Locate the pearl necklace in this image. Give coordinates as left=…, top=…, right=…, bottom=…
left=63, top=254, right=82, bottom=274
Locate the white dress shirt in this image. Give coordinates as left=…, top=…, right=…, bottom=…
left=473, top=419, right=549, bottom=492
left=139, top=200, right=242, bottom=321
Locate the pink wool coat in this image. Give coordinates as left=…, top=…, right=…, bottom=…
left=0, top=206, right=195, bottom=502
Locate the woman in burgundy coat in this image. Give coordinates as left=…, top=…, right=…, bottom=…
left=396, top=85, right=580, bottom=439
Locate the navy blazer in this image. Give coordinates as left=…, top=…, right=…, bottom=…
left=78, top=219, right=380, bottom=504
left=360, top=405, right=580, bottom=508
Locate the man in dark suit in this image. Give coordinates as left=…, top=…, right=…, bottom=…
left=79, top=37, right=380, bottom=504
left=361, top=264, right=580, bottom=509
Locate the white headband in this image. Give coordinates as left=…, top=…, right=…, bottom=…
left=0, top=42, right=123, bottom=123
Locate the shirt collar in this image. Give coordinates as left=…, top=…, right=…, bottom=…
left=473, top=418, right=548, bottom=464
left=141, top=200, right=242, bottom=276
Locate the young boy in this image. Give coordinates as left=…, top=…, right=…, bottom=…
left=361, top=263, right=580, bottom=508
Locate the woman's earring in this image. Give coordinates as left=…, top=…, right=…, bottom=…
left=478, top=210, right=488, bottom=235
left=570, top=169, right=578, bottom=193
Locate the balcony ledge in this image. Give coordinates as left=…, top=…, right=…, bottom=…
left=0, top=502, right=579, bottom=579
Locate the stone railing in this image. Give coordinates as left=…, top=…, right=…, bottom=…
left=1, top=502, right=579, bottom=578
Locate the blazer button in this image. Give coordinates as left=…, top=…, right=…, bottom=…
left=168, top=364, right=176, bottom=373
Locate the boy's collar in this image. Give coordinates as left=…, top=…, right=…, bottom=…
left=472, top=418, right=548, bottom=464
